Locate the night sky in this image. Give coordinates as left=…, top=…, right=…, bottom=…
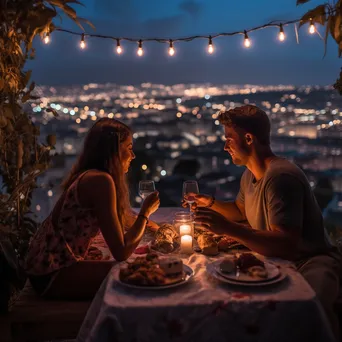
left=29, top=0, right=341, bottom=86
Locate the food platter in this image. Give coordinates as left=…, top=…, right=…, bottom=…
left=215, top=260, right=280, bottom=283
left=115, top=253, right=194, bottom=290
left=115, top=264, right=194, bottom=290
left=207, top=259, right=287, bottom=287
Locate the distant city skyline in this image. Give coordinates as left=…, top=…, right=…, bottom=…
left=29, top=0, right=341, bottom=86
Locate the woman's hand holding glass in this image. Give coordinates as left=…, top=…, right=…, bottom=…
left=141, top=191, right=160, bottom=218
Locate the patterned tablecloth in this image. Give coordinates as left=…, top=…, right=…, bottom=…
left=77, top=208, right=336, bottom=342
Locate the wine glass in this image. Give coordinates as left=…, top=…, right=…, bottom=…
left=183, top=180, right=199, bottom=212
left=139, top=180, right=155, bottom=200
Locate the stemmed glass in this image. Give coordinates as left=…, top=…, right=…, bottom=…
left=183, top=180, right=199, bottom=212
left=139, top=180, right=155, bottom=200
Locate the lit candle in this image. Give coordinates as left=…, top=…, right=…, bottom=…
left=181, top=235, right=193, bottom=254
left=179, top=224, right=191, bottom=236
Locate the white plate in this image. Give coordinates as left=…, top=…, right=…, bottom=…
left=207, top=261, right=287, bottom=287
left=216, top=260, right=280, bottom=283
left=115, top=264, right=194, bottom=290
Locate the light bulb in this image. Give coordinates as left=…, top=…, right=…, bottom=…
left=116, top=39, right=122, bottom=54
left=208, top=36, right=214, bottom=54
left=137, top=40, right=143, bottom=56
left=80, top=34, right=86, bottom=49
left=44, top=33, right=50, bottom=44
left=278, top=25, right=285, bottom=41
left=309, top=19, right=315, bottom=34
left=244, top=31, right=251, bottom=48
left=168, top=40, right=175, bottom=56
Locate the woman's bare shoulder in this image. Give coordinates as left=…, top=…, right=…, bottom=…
left=82, top=170, right=114, bottom=188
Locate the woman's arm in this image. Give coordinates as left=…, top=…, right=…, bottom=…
left=126, top=210, right=159, bottom=231
left=79, top=171, right=158, bottom=261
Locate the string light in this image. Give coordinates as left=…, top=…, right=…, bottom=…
left=43, top=30, right=50, bottom=44
left=44, top=15, right=323, bottom=56
left=137, top=39, right=144, bottom=56
left=309, top=18, right=316, bottom=34
left=168, top=40, right=175, bottom=56
left=80, top=33, right=86, bottom=49
left=278, top=24, right=285, bottom=41
left=208, top=36, right=214, bottom=54
left=244, top=31, right=251, bottom=48
left=116, top=39, right=122, bottom=54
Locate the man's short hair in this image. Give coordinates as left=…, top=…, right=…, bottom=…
left=218, top=105, right=271, bottom=145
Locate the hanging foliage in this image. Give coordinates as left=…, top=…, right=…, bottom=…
left=0, top=1, right=92, bottom=309
left=297, top=0, right=342, bottom=93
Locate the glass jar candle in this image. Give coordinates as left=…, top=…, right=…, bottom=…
left=173, top=212, right=194, bottom=237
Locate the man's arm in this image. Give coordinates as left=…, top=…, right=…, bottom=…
left=210, top=199, right=246, bottom=222
left=221, top=221, right=300, bottom=260
left=195, top=174, right=303, bottom=260
left=212, top=170, right=247, bottom=222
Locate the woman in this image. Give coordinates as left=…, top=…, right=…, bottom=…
left=25, top=118, right=160, bottom=299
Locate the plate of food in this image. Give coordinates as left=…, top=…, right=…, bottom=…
left=116, top=253, right=194, bottom=290
left=208, top=252, right=286, bottom=286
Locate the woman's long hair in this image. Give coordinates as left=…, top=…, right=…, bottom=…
left=62, top=118, right=132, bottom=226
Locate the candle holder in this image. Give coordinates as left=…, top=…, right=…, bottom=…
left=173, top=211, right=193, bottom=254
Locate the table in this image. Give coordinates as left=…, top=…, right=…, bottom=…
left=77, top=208, right=336, bottom=342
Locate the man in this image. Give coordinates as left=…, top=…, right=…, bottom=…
left=189, top=105, right=341, bottom=339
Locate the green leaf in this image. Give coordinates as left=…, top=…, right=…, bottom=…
left=297, top=0, right=311, bottom=4
left=62, top=4, right=77, bottom=19
left=0, top=116, right=7, bottom=128
left=77, top=17, right=95, bottom=30
left=28, top=82, right=35, bottom=92
left=46, top=134, right=56, bottom=146
left=72, top=18, right=85, bottom=31
left=299, top=4, right=327, bottom=28
left=339, top=40, right=342, bottom=57
left=21, top=93, right=31, bottom=103
left=3, top=106, right=13, bottom=119
left=323, top=15, right=332, bottom=58
left=22, top=70, right=32, bottom=87
left=330, top=15, right=342, bottom=44
left=46, top=108, right=59, bottom=117
left=29, top=48, right=36, bottom=60
left=66, top=0, right=84, bottom=6
left=35, top=164, right=48, bottom=171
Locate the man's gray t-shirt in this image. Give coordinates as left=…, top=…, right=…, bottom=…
left=237, top=157, right=332, bottom=260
